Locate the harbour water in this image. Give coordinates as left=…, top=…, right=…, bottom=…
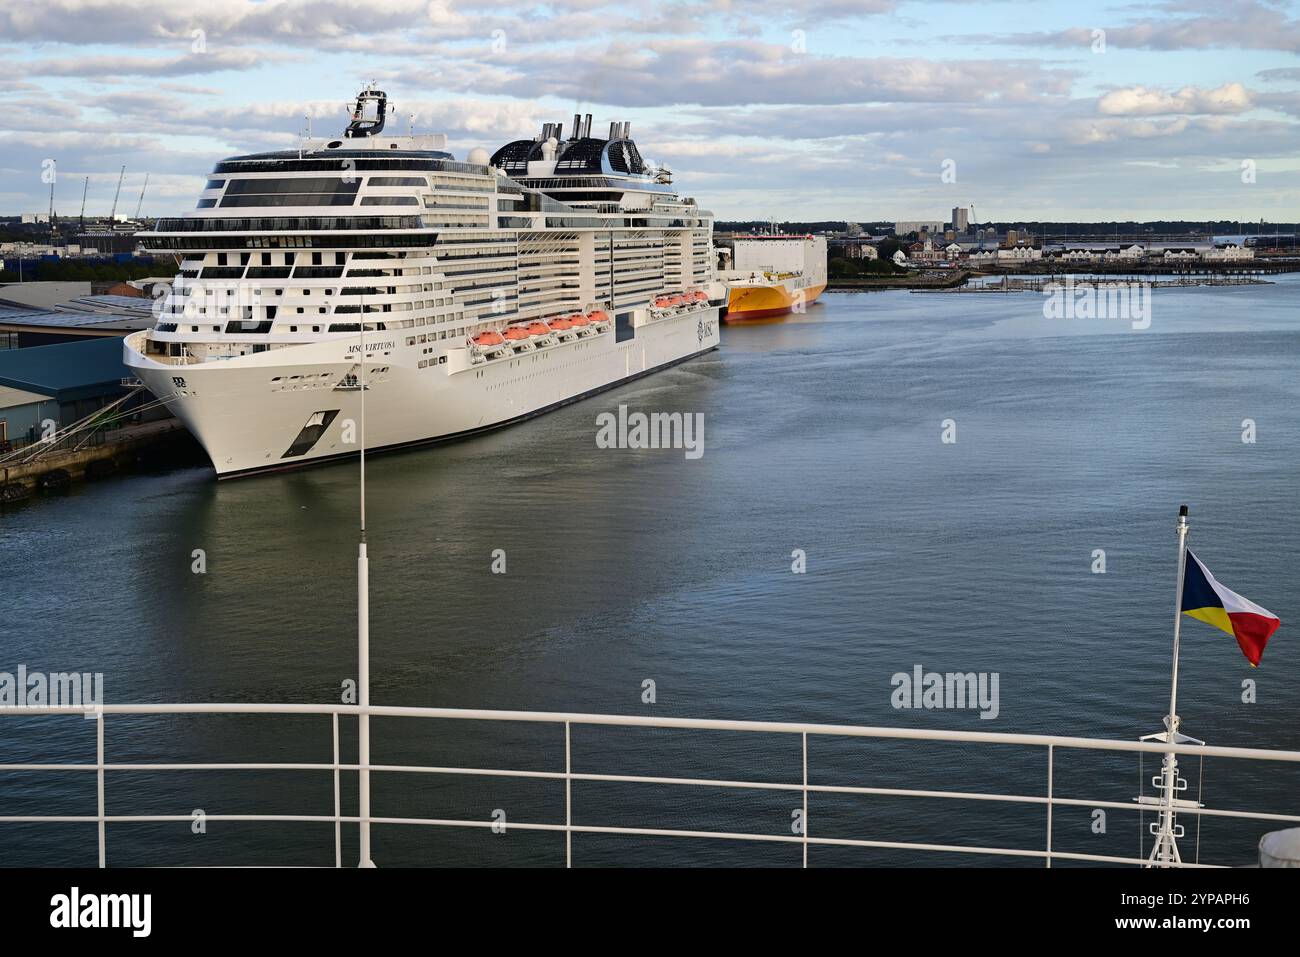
left=2, top=275, right=1298, bottom=867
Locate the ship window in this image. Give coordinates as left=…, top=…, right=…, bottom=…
left=204, top=179, right=225, bottom=190
left=220, top=194, right=358, bottom=208
left=361, top=196, right=418, bottom=206
left=615, top=311, right=635, bottom=342
left=226, top=320, right=273, bottom=334
left=226, top=177, right=360, bottom=196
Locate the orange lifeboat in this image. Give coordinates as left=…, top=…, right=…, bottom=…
left=693, top=291, right=708, bottom=302
left=569, top=313, right=591, bottom=327
left=504, top=326, right=532, bottom=341
left=474, top=331, right=505, bottom=346
left=653, top=296, right=674, bottom=308
left=526, top=321, right=552, bottom=336
left=586, top=310, right=609, bottom=323
left=548, top=316, right=574, bottom=330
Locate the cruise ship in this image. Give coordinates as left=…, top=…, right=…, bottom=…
left=720, top=233, right=827, bottom=321
left=124, top=87, right=722, bottom=477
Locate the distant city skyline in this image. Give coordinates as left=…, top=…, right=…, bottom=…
left=1, top=0, right=1298, bottom=221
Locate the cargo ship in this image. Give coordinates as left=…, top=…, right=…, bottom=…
left=720, top=233, right=827, bottom=321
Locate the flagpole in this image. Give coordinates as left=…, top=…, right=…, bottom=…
left=1150, top=504, right=1190, bottom=866
left=357, top=310, right=375, bottom=868
left=1166, top=504, right=1189, bottom=750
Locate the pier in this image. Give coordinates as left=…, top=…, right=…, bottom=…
left=0, top=418, right=194, bottom=502
left=914, top=275, right=1271, bottom=294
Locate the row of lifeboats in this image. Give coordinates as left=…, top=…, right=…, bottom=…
left=653, top=290, right=709, bottom=310
left=470, top=309, right=612, bottom=359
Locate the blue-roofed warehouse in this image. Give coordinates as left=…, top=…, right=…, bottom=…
left=0, top=337, right=130, bottom=449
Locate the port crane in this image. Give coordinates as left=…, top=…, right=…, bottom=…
left=133, top=173, right=150, bottom=220
left=108, top=165, right=125, bottom=222
left=78, top=176, right=89, bottom=232
left=47, top=161, right=57, bottom=237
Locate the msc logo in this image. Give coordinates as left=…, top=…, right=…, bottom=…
left=172, top=376, right=187, bottom=388
left=696, top=318, right=717, bottom=344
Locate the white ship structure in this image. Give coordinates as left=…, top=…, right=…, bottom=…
left=125, top=88, right=722, bottom=477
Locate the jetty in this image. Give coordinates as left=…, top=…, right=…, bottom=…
left=0, top=413, right=193, bottom=503
left=914, top=275, right=1271, bottom=294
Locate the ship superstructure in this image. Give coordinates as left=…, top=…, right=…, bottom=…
left=124, top=90, right=722, bottom=477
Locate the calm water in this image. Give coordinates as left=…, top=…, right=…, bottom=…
left=3, top=275, right=1298, bottom=867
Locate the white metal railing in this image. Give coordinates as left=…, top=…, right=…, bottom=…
left=2, top=702, right=1298, bottom=868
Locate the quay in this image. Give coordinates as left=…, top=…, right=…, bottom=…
left=0, top=417, right=192, bottom=501
left=914, top=275, right=1272, bottom=294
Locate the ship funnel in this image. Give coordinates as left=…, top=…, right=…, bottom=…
left=571, top=113, right=582, bottom=140
left=609, top=121, right=620, bottom=141
left=583, top=113, right=592, bottom=138
left=622, top=121, right=631, bottom=138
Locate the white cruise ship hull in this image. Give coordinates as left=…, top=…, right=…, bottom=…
left=126, top=309, right=719, bottom=478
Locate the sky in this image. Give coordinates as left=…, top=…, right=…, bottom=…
left=1, top=0, right=1298, bottom=223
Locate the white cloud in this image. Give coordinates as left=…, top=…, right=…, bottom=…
left=971, top=1, right=1300, bottom=53
left=442, top=41, right=1077, bottom=107
left=0, top=50, right=278, bottom=80
left=1097, top=83, right=1255, bottom=116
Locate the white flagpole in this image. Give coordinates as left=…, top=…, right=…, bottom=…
left=1150, top=504, right=1190, bottom=865
left=357, top=306, right=375, bottom=867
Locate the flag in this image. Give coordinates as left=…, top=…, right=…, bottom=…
left=1180, top=549, right=1280, bottom=667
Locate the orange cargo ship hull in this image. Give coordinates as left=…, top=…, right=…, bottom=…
left=723, top=281, right=826, bottom=322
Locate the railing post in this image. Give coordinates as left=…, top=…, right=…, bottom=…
left=96, top=711, right=105, bottom=868
left=564, top=721, right=572, bottom=869
left=332, top=713, right=341, bottom=869
left=1045, top=745, right=1054, bottom=868
left=802, top=732, right=808, bottom=869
